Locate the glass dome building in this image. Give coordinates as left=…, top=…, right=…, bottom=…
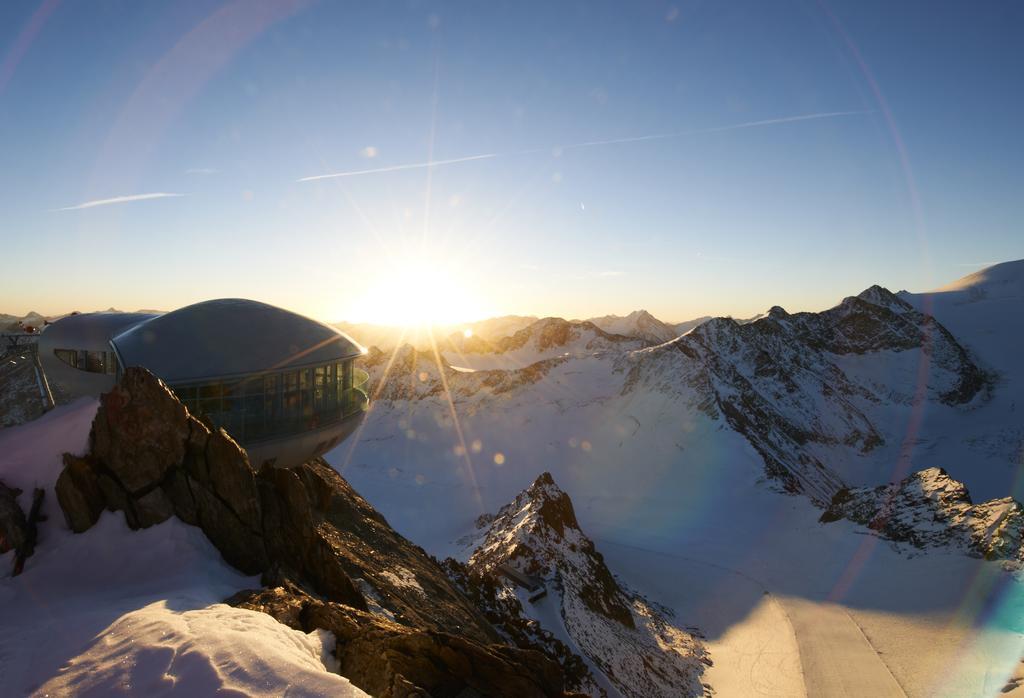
left=38, top=299, right=368, bottom=468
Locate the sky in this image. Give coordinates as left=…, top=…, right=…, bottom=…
left=1, top=0, right=1022, bottom=325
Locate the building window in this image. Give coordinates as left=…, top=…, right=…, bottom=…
left=54, top=349, right=78, bottom=369
left=168, top=358, right=367, bottom=444
left=54, top=348, right=117, bottom=375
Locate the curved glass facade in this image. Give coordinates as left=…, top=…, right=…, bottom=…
left=170, top=359, right=368, bottom=443
left=53, top=348, right=118, bottom=375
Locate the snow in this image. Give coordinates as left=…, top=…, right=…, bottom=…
left=329, top=265, right=1024, bottom=696
left=31, top=600, right=360, bottom=697
left=0, top=400, right=366, bottom=697
left=379, top=566, right=425, bottom=595
left=897, top=259, right=1024, bottom=501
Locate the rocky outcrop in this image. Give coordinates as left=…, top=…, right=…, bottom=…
left=53, top=368, right=577, bottom=695
left=0, top=481, right=29, bottom=555
left=821, top=467, right=1024, bottom=565
left=0, top=481, right=43, bottom=575
left=230, top=582, right=566, bottom=698
left=55, top=367, right=270, bottom=576
left=464, top=473, right=709, bottom=698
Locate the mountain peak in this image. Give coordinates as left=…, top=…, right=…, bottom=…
left=855, top=284, right=908, bottom=311
left=586, top=310, right=677, bottom=345
left=465, top=473, right=709, bottom=697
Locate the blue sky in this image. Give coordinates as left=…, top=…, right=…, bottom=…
left=1, top=0, right=1021, bottom=323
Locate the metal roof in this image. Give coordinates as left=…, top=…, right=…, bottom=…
left=38, top=312, right=157, bottom=353
left=111, top=298, right=363, bottom=383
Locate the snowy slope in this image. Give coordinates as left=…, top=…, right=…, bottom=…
left=0, top=401, right=365, bottom=696
left=897, top=259, right=1024, bottom=501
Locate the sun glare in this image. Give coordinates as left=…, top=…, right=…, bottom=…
left=349, top=254, right=488, bottom=328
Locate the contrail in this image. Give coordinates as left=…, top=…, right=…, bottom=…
left=297, top=110, right=871, bottom=182
left=57, top=192, right=184, bottom=211
left=297, top=153, right=499, bottom=181
left=561, top=110, right=871, bottom=150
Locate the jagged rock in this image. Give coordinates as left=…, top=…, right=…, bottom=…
left=442, top=558, right=596, bottom=694
left=128, top=487, right=174, bottom=529
left=90, top=367, right=190, bottom=494
left=471, top=472, right=634, bottom=629
left=0, top=481, right=28, bottom=554
left=821, top=467, right=1024, bottom=564
left=54, top=454, right=105, bottom=533
left=465, top=473, right=708, bottom=698
left=229, top=584, right=567, bottom=698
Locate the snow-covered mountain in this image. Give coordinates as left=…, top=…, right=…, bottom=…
left=438, top=317, right=644, bottom=371
left=627, top=284, right=987, bottom=502
left=460, top=473, right=709, bottom=698
left=586, top=310, right=680, bottom=345
left=821, top=466, right=1024, bottom=565
left=362, top=284, right=986, bottom=504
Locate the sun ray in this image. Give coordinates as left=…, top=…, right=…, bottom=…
left=426, top=324, right=484, bottom=514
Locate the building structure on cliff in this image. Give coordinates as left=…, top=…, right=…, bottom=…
left=38, top=299, right=369, bottom=467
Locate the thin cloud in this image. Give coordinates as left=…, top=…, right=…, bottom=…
left=185, top=167, right=217, bottom=175
left=597, top=270, right=625, bottom=277
left=298, top=153, right=499, bottom=182
left=57, top=192, right=184, bottom=211
left=297, top=110, right=871, bottom=182
left=560, top=111, right=872, bottom=151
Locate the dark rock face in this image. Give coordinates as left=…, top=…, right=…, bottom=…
left=54, top=368, right=571, bottom=695
left=229, top=583, right=567, bottom=698
left=0, top=481, right=29, bottom=554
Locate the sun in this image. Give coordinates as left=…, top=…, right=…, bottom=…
left=348, top=253, right=489, bottom=328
